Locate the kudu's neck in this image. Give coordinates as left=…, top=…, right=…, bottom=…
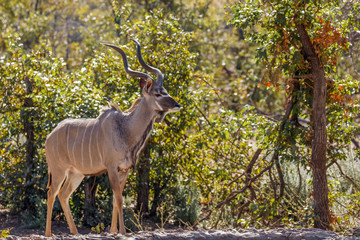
left=125, top=97, right=157, bottom=142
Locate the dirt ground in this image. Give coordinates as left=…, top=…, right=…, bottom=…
left=1, top=207, right=360, bottom=240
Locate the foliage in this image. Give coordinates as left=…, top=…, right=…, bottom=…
left=173, top=183, right=201, bottom=225
left=0, top=228, right=11, bottom=238
left=91, top=222, right=105, bottom=234
left=229, top=0, right=360, bottom=230
left=0, top=0, right=359, bottom=234
left=0, top=36, right=63, bottom=218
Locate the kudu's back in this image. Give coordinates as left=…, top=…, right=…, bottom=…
left=45, top=109, right=115, bottom=176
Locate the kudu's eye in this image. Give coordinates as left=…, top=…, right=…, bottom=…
left=155, top=93, right=162, bottom=97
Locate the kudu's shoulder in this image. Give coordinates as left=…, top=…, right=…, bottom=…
left=99, top=103, right=126, bottom=118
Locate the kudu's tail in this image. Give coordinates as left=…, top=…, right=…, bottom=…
left=47, top=172, right=52, bottom=189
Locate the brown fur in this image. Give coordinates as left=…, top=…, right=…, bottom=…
left=47, top=172, right=52, bottom=189
left=108, top=102, right=121, bottom=111
left=125, top=98, right=141, bottom=113
left=107, top=99, right=141, bottom=113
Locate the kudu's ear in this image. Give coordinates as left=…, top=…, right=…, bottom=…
left=139, top=78, right=153, bottom=92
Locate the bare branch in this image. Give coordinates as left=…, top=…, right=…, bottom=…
left=227, top=172, right=246, bottom=187
left=275, top=161, right=285, bottom=200
left=296, top=164, right=302, bottom=196
left=216, top=148, right=268, bottom=209
left=192, top=209, right=212, bottom=228
left=351, top=138, right=360, bottom=149
left=292, top=74, right=313, bottom=79
left=334, top=161, right=360, bottom=191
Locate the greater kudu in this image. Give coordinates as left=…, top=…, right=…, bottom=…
left=45, top=40, right=181, bottom=237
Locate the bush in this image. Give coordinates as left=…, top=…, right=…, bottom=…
left=173, top=183, right=201, bottom=226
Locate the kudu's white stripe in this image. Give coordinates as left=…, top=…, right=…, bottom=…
left=55, top=127, right=60, bottom=161
left=81, top=121, right=91, bottom=168
left=66, top=124, right=70, bottom=160
left=72, top=125, right=79, bottom=164
left=101, top=111, right=113, bottom=164
left=155, top=100, right=163, bottom=111
left=89, top=123, right=96, bottom=168
left=96, top=123, right=102, bottom=164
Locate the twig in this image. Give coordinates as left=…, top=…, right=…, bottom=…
left=269, top=166, right=277, bottom=200
left=194, top=102, right=212, bottom=126
left=227, top=172, right=246, bottom=187
left=192, top=209, right=212, bottom=228
left=275, top=161, right=285, bottom=199
left=197, top=75, right=227, bottom=108
left=90, top=176, right=97, bottom=193
left=212, top=205, right=224, bottom=229
left=284, top=182, right=303, bottom=206
left=237, top=200, right=251, bottom=221
left=297, top=164, right=302, bottom=196
left=334, top=161, right=360, bottom=191
left=216, top=149, right=268, bottom=209
left=178, top=218, right=194, bottom=231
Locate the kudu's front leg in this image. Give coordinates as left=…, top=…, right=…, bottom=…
left=111, top=196, right=119, bottom=233
left=108, top=168, right=129, bottom=234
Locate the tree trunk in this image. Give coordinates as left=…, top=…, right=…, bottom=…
left=83, top=177, right=98, bottom=226
left=22, top=76, right=36, bottom=214
left=296, top=23, right=330, bottom=230
left=149, top=182, right=161, bottom=217
left=136, top=146, right=150, bottom=214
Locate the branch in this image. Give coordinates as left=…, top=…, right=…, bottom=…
left=194, top=74, right=227, bottom=108
left=251, top=164, right=273, bottom=183
left=194, top=103, right=212, bottom=127
left=334, top=161, right=360, bottom=191
left=292, top=74, right=313, bottom=79
left=297, top=164, right=302, bottom=196
left=237, top=200, right=251, bottom=221
left=326, top=160, right=336, bottom=169
left=246, top=148, right=263, bottom=177
left=275, top=160, right=285, bottom=200
left=227, top=171, right=246, bottom=187
left=269, top=166, right=277, bottom=200
left=351, top=138, right=359, bottom=149
left=296, top=23, right=318, bottom=62
left=192, top=209, right=212, bottom=228
left=251, top=100, right=309, bottom=125
left=216, top=149, right=270, bottom=209
left=215, top=149, right=261, bottom=208
left=215, top=186, right=248, bottom=209
left=284, top=182, right=304, bottom=207
left=212, top=205, right=224, bottom=228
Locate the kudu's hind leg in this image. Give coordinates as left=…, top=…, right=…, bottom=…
left=45, top=170, right=67, bottom=237
left=58, top=169, right=84, bottom=235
